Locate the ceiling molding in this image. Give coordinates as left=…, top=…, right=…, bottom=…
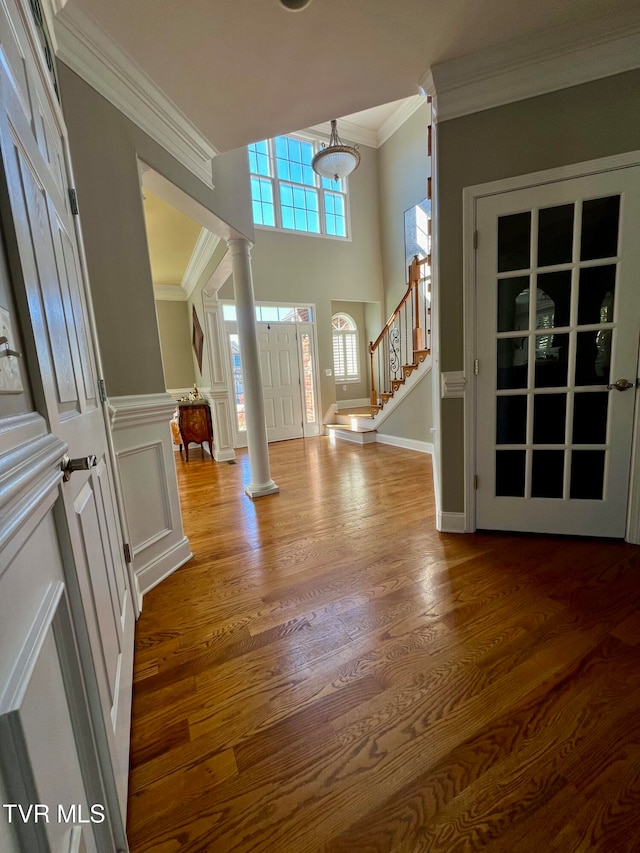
left=52, top=5, right=218, bottom=186
left=154, top=284, right=186, bottom=302
left=377, top=95, right=429, bottom=146
left=309, top=96, right=429, bottom=150
left=308, top=118, right=378, bottom=149
left=202, top=251, right=233, bottom=299
left=181, top=229, right=221, bottom=300
left=425, top=11, right=640, bottom=123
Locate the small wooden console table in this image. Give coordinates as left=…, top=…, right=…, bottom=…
left=177, top=401, right=213, bottom=461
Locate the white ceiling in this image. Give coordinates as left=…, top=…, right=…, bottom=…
left=55, top=0, right=640, bottom=153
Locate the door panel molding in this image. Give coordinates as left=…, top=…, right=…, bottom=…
left=463, top=150, right=640, bottom=538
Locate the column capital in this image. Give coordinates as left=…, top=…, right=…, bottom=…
left=227, top=236, right=253, bottom=258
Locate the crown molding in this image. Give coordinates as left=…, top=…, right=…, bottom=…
left=181, top=229, right=221, bottom=300
left=52, top=5, right=218, bottom=186
left=308, top=118, right=377, bottom=149
left=377, top=95, right=429, bottom=146
left=425, top=11, right=640, bottom=122
left=154, top=284, right=186, bottom=302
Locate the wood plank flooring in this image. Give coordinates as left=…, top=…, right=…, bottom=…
left=126, top=438, right=640, bottom=852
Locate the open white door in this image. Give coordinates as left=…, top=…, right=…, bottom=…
left=0, top=0, right=134, bottom=845
left=475, top=166, right=640, bottom=537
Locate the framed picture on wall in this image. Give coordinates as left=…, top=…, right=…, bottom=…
left=404, top=197, right=431, bottom=275
left=192, top=305, right=204, bottom=373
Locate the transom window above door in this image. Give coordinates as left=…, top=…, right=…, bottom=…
left=249, top=135, right=349, bottom=238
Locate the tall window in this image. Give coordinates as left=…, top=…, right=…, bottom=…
left=248, top=135, right=348, bottom=238
left=332, top=313, right=359, bottom=381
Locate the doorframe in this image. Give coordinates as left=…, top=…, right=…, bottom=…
left=463, top=150, right=640, bottom=541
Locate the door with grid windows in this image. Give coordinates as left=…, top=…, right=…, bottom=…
left=475, top=167, right=640, bottom=537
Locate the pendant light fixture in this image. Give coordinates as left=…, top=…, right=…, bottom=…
left=311, top=120, right=361, bottom=182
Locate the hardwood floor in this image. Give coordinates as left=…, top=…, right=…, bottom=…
left=126, top=438, right=640, bottom=852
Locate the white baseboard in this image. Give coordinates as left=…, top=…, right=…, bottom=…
left=136, top=536, right=192, bottom=599
left=437, top=511, right=467, bottom=534
left=376, top=434, right=434, bottom=455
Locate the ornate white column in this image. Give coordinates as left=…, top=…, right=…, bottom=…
left=227, top=237, right=279, bottom=498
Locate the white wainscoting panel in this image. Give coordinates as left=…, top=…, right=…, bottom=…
left=108, top=393, right=191, bottom=599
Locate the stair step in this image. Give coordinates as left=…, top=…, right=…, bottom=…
left=402, top=364, right=418, bottom=378
left=391, top=379, right=405, bottom=392
left=380, top=392, right=394, bottom=403
left=325, top=424, right=377, bottom=445
left=413, top=348, right=430, bottom=364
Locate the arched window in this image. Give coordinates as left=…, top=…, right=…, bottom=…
left=332, top=313, right=359, bottom=381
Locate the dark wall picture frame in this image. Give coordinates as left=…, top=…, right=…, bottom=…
left=404, top=197, right=431, bottom=274
left=192, top=305, right=204, bottom=373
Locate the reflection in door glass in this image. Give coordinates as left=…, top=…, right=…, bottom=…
left=534, top=333, right=569, bottom=388
left=575, top=330, right=611, bottom=386
left=536, top=272, right=570, bottom=329
left=578, top=265, right=615, bottom=326
left=497, top=277, right=530, bottom=332
left=229, top=334, right=246, bottom=431
left=497, top=338, right=528, bottom=389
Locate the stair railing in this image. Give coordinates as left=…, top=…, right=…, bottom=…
left=369, top=255, right=431, bottom=410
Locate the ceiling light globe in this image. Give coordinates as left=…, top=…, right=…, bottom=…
left=311, top=147, right=360, bottom=182
left=278, top=0, right=314, bottom=11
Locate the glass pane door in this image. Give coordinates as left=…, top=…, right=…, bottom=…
left=476, top=167, right=640, bottom=537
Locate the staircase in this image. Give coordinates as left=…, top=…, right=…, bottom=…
left=325, top=254, right=432, bottom=444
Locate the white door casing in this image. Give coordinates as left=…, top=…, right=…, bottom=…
left=473, top=165, right=640, bottom=537
left=0, top=0, right=134, bottom=842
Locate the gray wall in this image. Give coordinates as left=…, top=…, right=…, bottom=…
left=58, top=63, right=252, bottom=398
left=377, top=372, right=433, bottom=444
left=378, top=102, right=431, bottom=317
left=220, top=142, right=384, bottom=417
left=155, top=300, right=195, bottom=390
left=437, top=69, right=640, bottom=512
left=331, top=300, right=370, bottom=403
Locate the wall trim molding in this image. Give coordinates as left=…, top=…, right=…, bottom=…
left=135, top=536, right=192, bottom=599
left=310, top=95, right=429, bottom=149
left=375, top=434, right=433, bottom=455
left=52, top=4, right=217, bottom=186
left=108, top=393, right=176, bottom=429
left=154, top=284, right=186, bottom=302
left=181, top=229, right=221, bottom=300
left=441, top=370, right=466, bottom=399
left=436, top=511, right=467, bottom=534
left=377, top=96, right=430, bottom=146
left=426, top=10, right=640, bottom=122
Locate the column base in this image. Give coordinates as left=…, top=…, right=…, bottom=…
left=245, top=480, right=280, bottom=499
left=214, top=447, right=236, bottom=462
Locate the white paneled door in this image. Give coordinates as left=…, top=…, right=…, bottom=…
left=0, top=0, right=133, bottom=847
left=258, top=324, right=304, bottom=441
left=475, top=167, right=640, bottom=537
